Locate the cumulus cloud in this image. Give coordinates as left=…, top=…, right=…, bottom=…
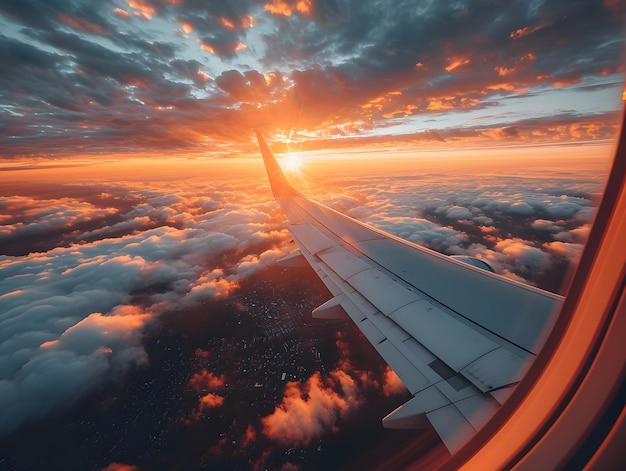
left=543, top=241, right=585, bottom=261
left=188, top=370, right=226, bottom=391
left=199, top=392, right=225, bottom=410
left=0, top=303, right=150, bottom=436
left=0, top=176, right=292, bottom=436
left=261, top=371, right=355, bottom=446
left=492, top=238, right=550, bottom=274
left=261, top=336, right=395, bottom=447
left=381, top=366, right=407, bottom=397
left=436, top=205, right=473, bottom=221
left=531, top=219, right=563, bottom=232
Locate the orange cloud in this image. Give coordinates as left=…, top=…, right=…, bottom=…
left=128, top=0, right=156, bottom=17
left=199, top=392, right=225, bottom=410
left=188, top=370, right=226, bottom=391
left=264, top=0, right=312, bottom=16
left=113, top=8, right=130, bottom=19
left=218, top=16, right=256, bottom=29
left=261, top=372, right=351, bottom=446
left=510, top=21, right=552, bottom=40
left=101, top=463, right=138, bottom=471
left=178, top=21, right=193, bottom=34
left=444, top=57, right=470, bottom=72
left=260, top=340, right=381, bottom=448
left=495, top=53, right=536, bottom=77
left=381, top=366, right=407, bottom=397
left=242, top=424, right=257, bottom=446
left=199, top=40, right=246, bottom=56
left=57, top=14, right=111, bottom=35
left=195, top=348, right=210, bottom=359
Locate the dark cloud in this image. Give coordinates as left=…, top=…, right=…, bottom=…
left=0, top=0, right=621, bottom=158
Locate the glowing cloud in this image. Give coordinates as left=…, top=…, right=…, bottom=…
left=101, top=463, right=138, bottom=471
left=261, top=372, right=352, bottom=446
left=444, top=57, right=470, bottom=72
left=127, top=0, right=156, bottom=19
left=199, top=392, right=225, bottom=409
left=188, top=370, right=226, bottom=391
left=382, top=366, right=407, bottom=397
left=510, top=21, right=552, bottom=40
left=264, top=0, right=312, bottom=16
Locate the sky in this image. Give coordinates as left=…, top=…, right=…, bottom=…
left=0, top=0, right=624, bottom=160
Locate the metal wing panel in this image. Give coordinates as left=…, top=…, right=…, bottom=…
left=352, top=238, right=561, bottom=354
left=389, top=300, right=501, bottom=372
left=289, top=223, right=337, bottom=254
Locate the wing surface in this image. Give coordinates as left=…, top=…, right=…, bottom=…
left=256, top=131, right=563, bottom=453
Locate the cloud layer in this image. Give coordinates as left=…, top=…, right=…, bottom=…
left=0, top=174, right=292, bottom=436
left=0, top=151, right=608, bottom=439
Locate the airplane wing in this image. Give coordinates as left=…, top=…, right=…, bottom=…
left=256, top=131, right=563, bottom=453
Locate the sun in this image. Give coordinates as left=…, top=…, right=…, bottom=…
left=282, top=153, right=303, bottom=174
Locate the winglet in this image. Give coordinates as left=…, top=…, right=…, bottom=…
left=255, top=130, right=297, bottom=199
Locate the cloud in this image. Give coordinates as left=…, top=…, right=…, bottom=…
left=0, top=304, right=150, bottom=436
left=381, top=366, right=407, bottom=397
left=0, top=0, right=621, bottom=158
left=199, top=392, right=225, bottom=410
left=543, top=241, right=585, bottom=261
left=493, top=238, right=550, bottom=273
left=188, top=370, right=226, bottom=391
left=0, top=176, right=293, bottom=436
left=262, top=337, right=391, bottom=447
left=261, top=371, right=354, bottom=446
left=101, top=463, right=139, bottom=471
left=531, top=219, right=563, bottom=232
left=436, top=205, right=473, bottom=221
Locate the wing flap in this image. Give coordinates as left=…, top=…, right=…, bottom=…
left=374, top=339, right=431, bottom=393
left=352, top=238, right=560, bottom=354
left=389, top=300, right=500, bottom=372
left=427, top=404, right=478, bottom=453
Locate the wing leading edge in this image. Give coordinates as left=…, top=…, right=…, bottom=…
left=256, top=131, right=563, bottom=453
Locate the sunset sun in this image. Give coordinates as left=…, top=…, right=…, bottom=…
left=282, top=153, right=304, bottom=174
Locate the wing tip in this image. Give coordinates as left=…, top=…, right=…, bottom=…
left=256, top=130, right=297, bottom=198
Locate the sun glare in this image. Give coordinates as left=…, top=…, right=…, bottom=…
left=282, top=153, right=304, bottom=174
